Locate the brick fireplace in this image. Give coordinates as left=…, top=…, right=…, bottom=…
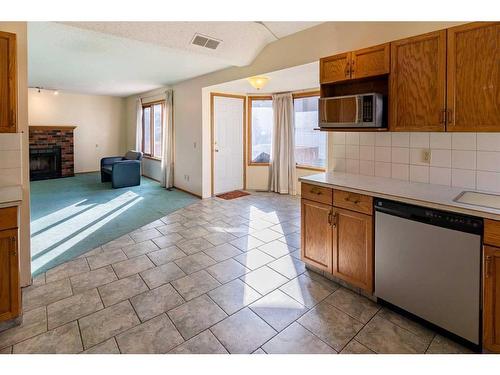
left=29, top=126, right=76, bottom=180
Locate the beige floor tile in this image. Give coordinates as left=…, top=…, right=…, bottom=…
left=376, top=307, right=435, bottom=344
left=79, top=300, right=140, bottom=349
left=140, top=262, right=186, bottom=289
left=279, top=233, right=301, bottom=249
left=340, top=340, right=375, bottom=354
left=13, top=321, right=82, bottom=354
left=177, top=237, right=213, bottom=255
left=98, top=274, right=148, bottom=307
left=355, top=315, right=429, bottom=354
left=269, top=222, right=300, bottom=235
left=204, top=232, right=238, bottom=246
left=0, top=307, right=47, bottom=350
left=426, top=335, right=473, bottom=354
left=157, top=221, right=185, bottom=234
left=70, top=266, right=117, bottom=295
left=79, top=247, right=103, bottom=258
left=178, top=226, right=210, bottom=240
left=262, top=322, right=336, bottom=354
left=234, top=249, right=275, bottom=270
left=130, top=283, right=185, bottom=322
left=152, top=233, right=184, bottom=248
left=230, top=235, right=264, bottom=252
left=206, top=258, right=250, bottom=284
left=147, top=246, right=186, bottom=266
left=130, top=228, right=162, bottom=243
left=298, top=301, right=364, bottom=352
left=168, top=295, right=227, bottom=340
left=248, top=219, right=274, bottom=230
left=47, top=289, right=103, bottom=329
left=122, top=240, right=159, bottom=258
left=203, top=243, right=242, bottom=262
left=251, top=228, right=283, bottom=243
left=31, top=272, right=46, bottom=286
left=82, top=338, right=120, bottom=354
left=101, top=235, right=134, bottom=251
left=171, top=270, right=220, bottom=301
left=208, top=279, right=261, bottom=315
left=280, top=274, right=336, bottom=308
left=210, top=308, right=276, bottom=354
left=267, top=255, right=306, bottom=279
left=112, top=255, right=154, bottom=279
left=175, top=252, right=216, bottom=274
left=324, top=288, right=380, bottom=324
left=45, top=258, right=90, bottom=283
left=240, top=266, right=288, bottom=295
left=259, top=240, right=297, bottom=259
left=87, top=248, right=127, bottom=270
left=22, top=278, right=73, bottom=312
left=116, top=314, right=184, bottom=354
left=169, top=330, right=228, bottom=354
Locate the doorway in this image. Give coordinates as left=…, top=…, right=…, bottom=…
left=211, top=93, right=246, bottom=196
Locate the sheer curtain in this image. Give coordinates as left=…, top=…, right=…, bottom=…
left=135, top=98, right=143, bottom=151
left=269, top=92, right=296, bottom=195
left=160, top=89, right=174, bottom=188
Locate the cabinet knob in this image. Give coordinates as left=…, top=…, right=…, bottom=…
left=485, top=255, right=492, bottom=279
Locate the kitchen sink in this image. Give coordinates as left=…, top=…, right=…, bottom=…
left=454, top=191, right=500, bottom=210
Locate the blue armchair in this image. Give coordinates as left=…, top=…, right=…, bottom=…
left=101, top=151, right=143, bottom=188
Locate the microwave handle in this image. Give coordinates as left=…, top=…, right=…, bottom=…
left=355, top=96, right=361, bottom=124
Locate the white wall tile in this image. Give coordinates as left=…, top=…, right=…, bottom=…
left=0, top=150, right=21, bottom=169
left=391, top=164, right=409, bottom=181
left=375, top=146, right=391, bottom=162
left=477, top=151, right=500, bottom=172
left=359, top=133, right=375, bottom=146
left=477, top=133, right=500, bottom=152
left=345, top=145, right=359, bottom=159
left=410, top=165, right=429, bottom=183
left=452, top=133, right=476, bottom=150
left=0, top=133, right=21, bottom=151
left=430, top=133, right=451, bottom=149
left=429, top=167, right=452, bottom=186
left=451, top=150, right=476, bottom=170
left=476, top=171, right=500, bottom=193
left=410, top=148, right=430, bottom=166
left=332, top=132, right=346, bottom=145
left=375, top=133, right=391, bottom=147
left=430, top=149, right=452, bottom=168
left=331, top=158, right=346, bottom=172
left=359, top=160, right=375, bottom=176
left=346, top=158, right=360, bottom=174
left=345, top=132, right=359, bottom=145
left=392, top=133, right=410, bottom=147
left=332, top=145, right=346, bottom=159
left=452, top=169, right=476, bottom=189
left=359, top=145, right=375, bottom=161
left=375, top=162, right=391, bottom=178
left=410, top=133, right=429, bottom=148
left=391, top=147, right=409, bottom=164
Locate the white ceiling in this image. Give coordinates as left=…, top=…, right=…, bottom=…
left=28, top=21, right=322, bottom=97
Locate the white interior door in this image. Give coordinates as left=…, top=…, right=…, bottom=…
left=213, top=95, right=244, bottom=195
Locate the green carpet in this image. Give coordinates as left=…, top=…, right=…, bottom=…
left=30, top=172, right=198, bottom=276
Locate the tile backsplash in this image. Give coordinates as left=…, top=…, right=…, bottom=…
left=0, top=133, right=22, bottom=187
left=330, top=132, right=500, bottom=193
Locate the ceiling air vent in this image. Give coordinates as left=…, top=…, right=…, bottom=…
left=191, top=33, right=221, bottom=50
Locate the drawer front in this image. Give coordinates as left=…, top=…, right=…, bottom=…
left=485, top=219, right=500, bottom=247
left=333, top=189, right=373, bottom=215
left=301, top=183, right=333, bottom=205
left=0, top=207, right=17, bottom=231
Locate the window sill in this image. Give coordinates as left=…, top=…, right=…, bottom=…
left=296, top=165, right=326, bottom=172
left=143, top=155, right=162, bottom=162
left=248, top=162, right=270, bottom=167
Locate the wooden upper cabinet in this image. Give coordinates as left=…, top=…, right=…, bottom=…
left=446, top=22, right=500, bottom=132
left=483, top=245, right=500, bottom=353
left=389, top=30, right=447, bottom=132
left=0, top=31, right=17, bottom=133
left=351, top=43, right=390, bottom=80
left=332, top=207, right=373, bottom=292
left=320, top=52, right=351, bottom=84
left=301, top=199, right=333, bottom=273
left=0, top=228, right=20, bottom=322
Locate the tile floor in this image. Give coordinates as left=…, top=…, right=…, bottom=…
left=0, top=192, right=474, bottom=354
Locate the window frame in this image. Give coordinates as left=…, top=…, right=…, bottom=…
left=292, top=90, right=326, bottom=172
left=142, top=100, right=165, bottom=160
left=247, top=95, right=273, bottom=166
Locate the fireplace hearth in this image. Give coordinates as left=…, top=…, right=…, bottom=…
left=30, top=147, right=62, bottom=181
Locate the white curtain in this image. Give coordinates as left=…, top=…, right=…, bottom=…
left=135, top=98, right=143, bottom=151
left=160, top=89, right=174, bottom=188
left=269, top=92, right=296, bottom=195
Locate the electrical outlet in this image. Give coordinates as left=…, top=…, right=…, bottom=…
left=422, top=149, right=431, bottom=163
left=184, top=175, right=190, bottom=181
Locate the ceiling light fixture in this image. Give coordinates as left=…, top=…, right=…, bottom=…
left=247, top=76, right=270, bottom=90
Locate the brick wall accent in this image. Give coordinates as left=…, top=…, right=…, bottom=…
left=29, top=127, right=74, bottom=177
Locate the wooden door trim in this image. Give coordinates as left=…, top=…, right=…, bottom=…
left=0, top=31, right=17, bottom=133
left=210, top=92, right=247, bottom=197
left=0, top=229, right=20, bottom=322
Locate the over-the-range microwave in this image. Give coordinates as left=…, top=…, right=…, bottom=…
left=319, top=93, right=384, bottom=128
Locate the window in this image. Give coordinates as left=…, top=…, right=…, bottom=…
left=248, top=96, right=273, bottom=164
left=142, top=102, right=164, bottom=158
left=293, top=94, right=326, bottom=169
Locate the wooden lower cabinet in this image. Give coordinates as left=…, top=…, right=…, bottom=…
left=483, top=245, right=500, bottom=352
left=0, top=228, right=20, bottom=322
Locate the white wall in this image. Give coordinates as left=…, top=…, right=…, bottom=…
left=172, top=22, right=465, bottom=197
left=28, top=89, right=127, bottom=173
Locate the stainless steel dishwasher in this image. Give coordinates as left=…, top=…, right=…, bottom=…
left=374, top=198, right=483, bottom=345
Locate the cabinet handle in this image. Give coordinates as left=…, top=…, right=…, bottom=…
left=328, top=208, right=333, bottom=226
left=440, top=109, right=446, bottom=124
left=344, top=196, right=360, bottom=204
left=10, top=236, right=17, bottom=256
left=344, top=62, right=350, bottom=78
left=310, top=187, right=322, bottom=195
left=332, top=212, right=338, bottom=228
left=351, top=59, right=355, bottom=76
left=485, top=255, right=492, bottom=279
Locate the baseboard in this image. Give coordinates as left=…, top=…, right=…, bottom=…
left=173, top=185, right=202, bottom=199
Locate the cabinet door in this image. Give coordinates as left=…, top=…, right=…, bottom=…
left=0, top=229, right=20, bottom=322
left=301, top=199, right=333, bottom=273
left=351, top=43, right=390, bottom=80
left=484, top=245, right=500, bottom=353
left=447, top=22, right=500, bottom=132
left=332, top=208, right=373, bottom=292
left=320, top=52, right=351, bottom=84
left=389, top=30, right=446, bottom=131
left=0, top=31, right=17, bottom=133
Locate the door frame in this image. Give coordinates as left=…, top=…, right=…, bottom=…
left=210, top=92, right=247, bottom=197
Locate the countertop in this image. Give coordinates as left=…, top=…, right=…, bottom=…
left=0, top=185, right=22, bottom=208
left=300, top=172, right=500, bottom=221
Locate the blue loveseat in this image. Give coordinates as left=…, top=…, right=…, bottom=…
left=100, top=151, right=143, bottom=188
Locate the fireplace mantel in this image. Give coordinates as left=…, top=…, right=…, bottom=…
left=29, top=125, right=77, bottom=131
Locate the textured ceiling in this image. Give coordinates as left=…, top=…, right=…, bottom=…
left=28, top=21, right=322, bottom=96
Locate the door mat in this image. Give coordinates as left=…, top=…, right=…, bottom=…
left=216, top=190, right=250, bottom=200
